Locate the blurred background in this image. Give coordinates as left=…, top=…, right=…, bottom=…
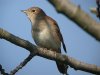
left=0, top=0, right=100, bottom=75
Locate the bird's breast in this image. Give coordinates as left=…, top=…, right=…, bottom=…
left=32, top=28, right=51, bottom=43
left=38, top=28, right=51, bottom=41
left=32, top=27, right=59, bottom=49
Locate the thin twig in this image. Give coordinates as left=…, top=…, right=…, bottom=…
left=0, top=64, right=9, bottom=75
left=10, top=53, right=34, bottom=75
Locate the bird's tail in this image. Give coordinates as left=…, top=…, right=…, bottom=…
left=56, top=61, right=68, bottom=75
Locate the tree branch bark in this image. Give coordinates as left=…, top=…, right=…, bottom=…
left=0, top=64, right=9, bottom=75
left=0, top=28, right=100, bottom=74
left=48, top=0, right=100, bottom=41
left=10, top=53, right=34, bottom=75
left=90, top=7, right=98, bottom=15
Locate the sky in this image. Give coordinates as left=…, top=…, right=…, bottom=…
left=0, top=0, right=100, bottom=75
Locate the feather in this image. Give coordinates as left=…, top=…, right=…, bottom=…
left=45, top=16, right=67, bottom=53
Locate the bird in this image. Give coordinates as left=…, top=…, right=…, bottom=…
left=22, top=7, right=68, bottom=75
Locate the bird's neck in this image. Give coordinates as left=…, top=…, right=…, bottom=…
left=30, top=16, right=45, bottom=25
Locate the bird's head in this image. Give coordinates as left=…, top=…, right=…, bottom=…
left=22, top=7, right=46, bottom=23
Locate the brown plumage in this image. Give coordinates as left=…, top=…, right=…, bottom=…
left=22, top=7, right=67, bottom=75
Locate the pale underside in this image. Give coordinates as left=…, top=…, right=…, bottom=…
left=32, top=25, right=61, bottom=52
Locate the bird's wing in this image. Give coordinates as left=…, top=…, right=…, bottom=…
left=46, top=16, right=67, bottom=53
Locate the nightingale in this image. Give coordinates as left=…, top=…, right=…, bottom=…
left=22, top=7, right=67, bottom=75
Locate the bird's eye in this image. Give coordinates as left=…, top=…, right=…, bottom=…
left=32, top=10, right=36, bottom=12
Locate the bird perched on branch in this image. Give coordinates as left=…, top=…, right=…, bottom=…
left=22, top=7, right=68, bottom=75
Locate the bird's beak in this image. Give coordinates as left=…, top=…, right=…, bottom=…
left=21, top=10, right=27, bottom=13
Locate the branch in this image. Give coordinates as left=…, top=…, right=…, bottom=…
left=0, top=28, right=100, bottom=74
left=0, top=64, right=9, bottom=75
left=90, top=7, right=100, bottom=19
left=90, top=7, right=98, bottom=15
left=10, top=53, right=34, bottom=75
left=48, top=0, right=100, bottom=41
